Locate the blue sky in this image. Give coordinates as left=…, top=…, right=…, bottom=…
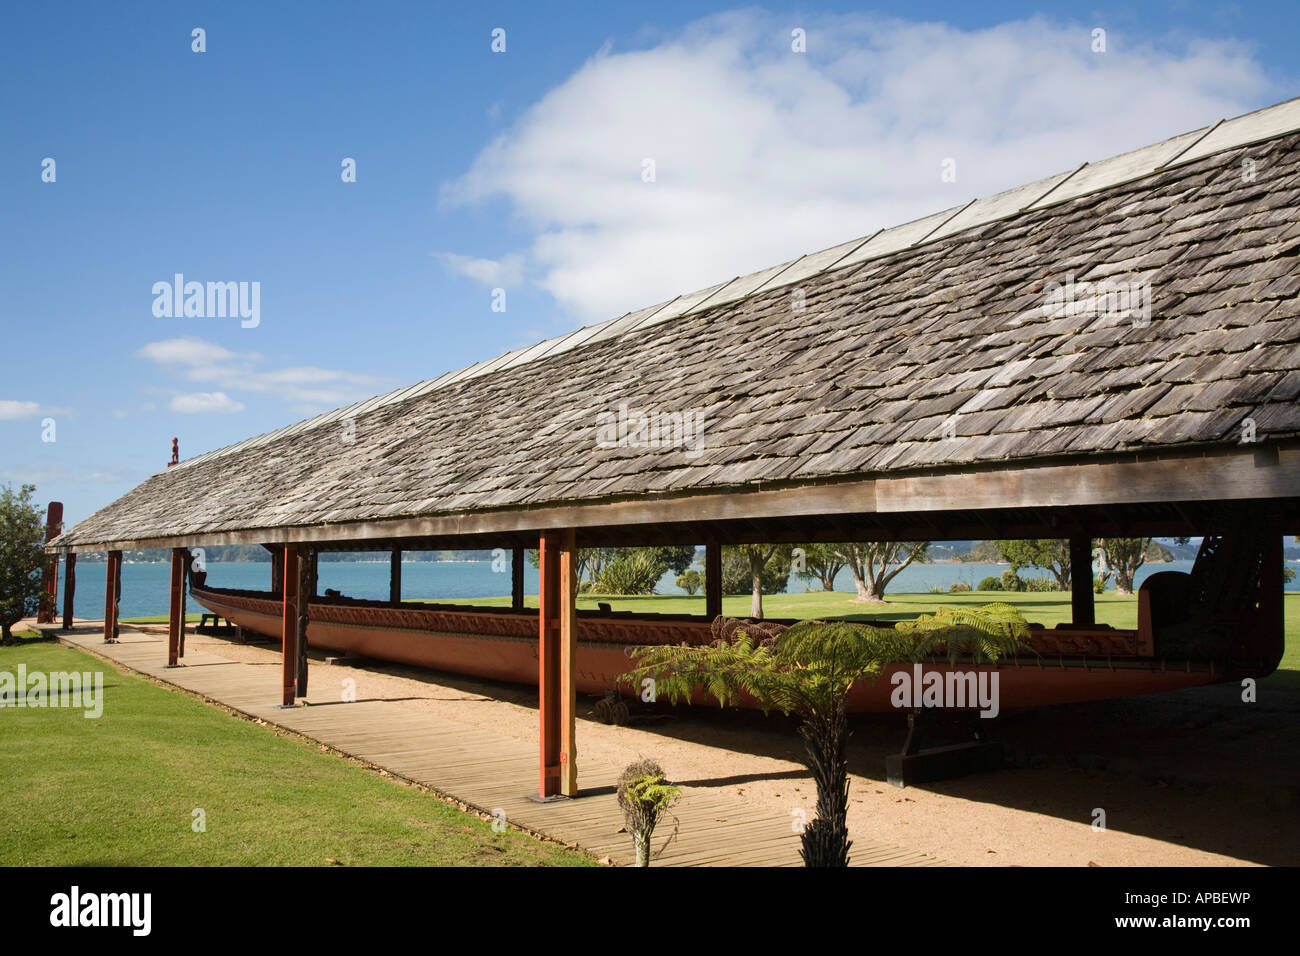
left=2, top=1, right=1298, bottom=525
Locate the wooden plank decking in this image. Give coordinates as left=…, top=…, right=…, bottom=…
left=50, top=623, right=942, bottom=868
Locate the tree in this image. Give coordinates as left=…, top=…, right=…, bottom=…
left=793, top=543, right=845, bottom=592
left=729, top=544, right=793, bottom=619
left=997, top=539, right=1071, bottom=590
left=719, top=548, right=789, bottom=598
left=964, top=540, right=1003, bottom=563
left=624, top=605, right=1031, bottom=866
left=0, top=484, right=46, bottom=645
left=833, top=541, right=929, bottom=603
left=528, top=547, right=610, bottom=584
left=527, top=546, right=695, bottom=593
left=1096, top=537, right=1152, bottom=595
left=675, top=569, right=701, bottom=595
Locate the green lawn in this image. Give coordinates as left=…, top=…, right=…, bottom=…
left=0, top=640, right=595, bottom=867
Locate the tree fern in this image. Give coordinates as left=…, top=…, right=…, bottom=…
left=620, top=603, right=1035, bottom=867
left=895, top=602, right=1035, bottom=664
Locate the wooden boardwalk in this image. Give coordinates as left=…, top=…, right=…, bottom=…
left=50, top=623, right=942, bottom=867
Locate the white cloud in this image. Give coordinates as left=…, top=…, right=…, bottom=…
left=0, top=465, right=67, bottom=484
left=0, top=400, right=72, bottom=420
left=431, top=251, right=525, bottom=287
left=170, top=392, right=246, bottom=414
left=137, top=338, right=250, bottom=366
left=0, top=464, right=142, bottom=485
left=137, top=337, right=389, bottom=410
left=441, top=11, right=1277, bottom=322
left=0, top=400, right=42, bottom=420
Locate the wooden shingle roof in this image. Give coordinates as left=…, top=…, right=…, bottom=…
left=54, top=99, right=1300, bottom=550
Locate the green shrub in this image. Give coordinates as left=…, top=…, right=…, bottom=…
left=948, top=581, right=972, bottom=592
left=616, top=759, right=682, bottom=867
left=1025, top=577, right=1057, bottom=592
left=977, top=576, right=1003, bottom=591
left=598, top=550, right=663, bottom=594
left=1001, top=569, right=1025, bottom=592
left=675, top=569, right=701, bottom=595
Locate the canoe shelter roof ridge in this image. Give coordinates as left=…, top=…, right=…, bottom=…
left=50, top=95, right=1300, bottom=552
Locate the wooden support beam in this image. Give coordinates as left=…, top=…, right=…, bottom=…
left=68, top=441, right=1300, bottom=555
left=37, top=502, right=62, bottom=623
left=1258, top=533, right=1285, bottom=671
left=297, top=547, right=313, bottom=697
left=389, top=549, right=402, bottom=604
left=559, top=531, right=578, bottom=797
left=705, top=541, right=722, bottom=620
left=537, top=529, right=578, bottom=798
left=280, top=545, right=300, bottom=707
left=179, top=550, right=191, bottom=659
left=102, top=550, right=121, bottom=643
left=270, top=545, right=284, bottom=597
left=511, top=546, right=524, bottom=611
left=167, top=548, right=185, bottom=666
left=61, top=552, right=76, bottom=631
left=1070, top=535, right=1095, bottom=626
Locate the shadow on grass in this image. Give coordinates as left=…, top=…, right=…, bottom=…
left=1261, top=669, right=1300, bottom=692
left=1, top=631, right=58, bottom=646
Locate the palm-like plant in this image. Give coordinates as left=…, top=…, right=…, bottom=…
left=894, top=602, right=1033, bottom=664
left=622, top=606, right=1032, bottom=867
left=616, top=759, right=682, bottom=867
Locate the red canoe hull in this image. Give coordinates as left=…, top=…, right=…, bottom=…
left=191, top=586, right=1241, bottom=712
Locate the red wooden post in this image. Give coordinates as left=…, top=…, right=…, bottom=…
left=537, top=529, right=577, bottom=797
left=167, top=548, right=185, bottom=666
left=37, top=502, right=62, bottom=623
left=297, top=548, right=313, bottom=697
left=281, top=545, right=300, bottom=706
left=61, top=552, right=76, bottom=631
left=538, top=533, right=560, bottom=796
left=559, top=531, right=578, bottom=796
left=102, top=550, right=121, bottom=643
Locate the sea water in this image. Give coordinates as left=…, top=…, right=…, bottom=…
left=48, top=558, right=1266, bottom=622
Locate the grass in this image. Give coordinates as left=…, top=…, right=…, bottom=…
left=0, top=639, right=595, bottom=867
left=435, top=590, right=1300, bottom=688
